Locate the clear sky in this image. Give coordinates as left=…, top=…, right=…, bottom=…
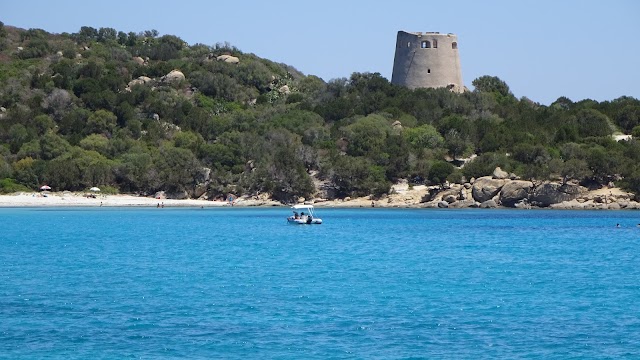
left=2, top=0, right=639, bottom=105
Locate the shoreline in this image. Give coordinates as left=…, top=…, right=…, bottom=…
left=0, top=185, right=638, bottom=210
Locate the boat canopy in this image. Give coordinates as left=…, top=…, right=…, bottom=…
left=291, top=204, right=315, bottom=210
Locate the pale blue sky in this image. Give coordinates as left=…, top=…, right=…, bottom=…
left=2, top=0, right=639, bottom=104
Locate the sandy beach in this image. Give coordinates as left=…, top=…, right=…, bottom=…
left=0, top=192, right=260, bottom=208
left=0, top=183, right=635, bottom=209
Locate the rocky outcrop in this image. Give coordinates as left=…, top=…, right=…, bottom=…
left=278, top=85, right=290, bottom=95
left=161, top=69, right=185, bottom=83
left=479, top=199, right=498, bottom=208
left=472, top=177, right=507, bottom=203
left=217, top=54, right=240, bottom=64
left=499, top=180, right=533, bottom=207
left=127, top=76, right=153, bottom=88
left=492, top=167, right=509, bottom=179
left=529, top=183, right=585, bottom=207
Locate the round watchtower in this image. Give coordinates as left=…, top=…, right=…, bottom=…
left=391, top=31, right=464, bottom=92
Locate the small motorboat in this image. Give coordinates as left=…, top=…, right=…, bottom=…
left=287, top=204, right=323, bottom=224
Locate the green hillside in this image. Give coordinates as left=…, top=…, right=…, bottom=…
left=1, top=22, right=640, bottom=201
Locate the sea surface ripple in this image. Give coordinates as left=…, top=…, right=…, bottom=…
left=1, top=208, right=639, bottom=359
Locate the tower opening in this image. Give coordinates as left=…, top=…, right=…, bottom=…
left=452, top=42, right=458, bottom=49
left=428, top=69, right=431, bottom=74
left=421, top=41, right=431, bottom=48
left=433, top=39, right=438, bottom=48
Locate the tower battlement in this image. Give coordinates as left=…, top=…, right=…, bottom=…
left=391, top=31, right=464, bottom=92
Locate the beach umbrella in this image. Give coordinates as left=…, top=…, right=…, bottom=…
left=40, top=185, right=51, bottom=191
left=89, top=187, right=101, bottom=192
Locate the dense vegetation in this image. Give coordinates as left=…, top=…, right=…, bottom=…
left=1, top=22, right=640, bottom=201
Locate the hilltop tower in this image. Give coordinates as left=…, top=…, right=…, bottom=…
left=391, top=31, right=464, bottom=92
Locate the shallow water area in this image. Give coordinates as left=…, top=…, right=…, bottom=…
left=1, top=207, right=639, bottom=358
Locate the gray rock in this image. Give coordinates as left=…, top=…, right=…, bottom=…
left=479, top=199, right=498, bottom=208
left=529, top=183, right=585, bottom=207
left=437, top=201, right=449, bottom=208
left=627, top=201, right=640, bottom=209
left=499, top=180, right=533, bottom=207
left=608, top=202, right=621, bottom=210
left=216, top=54, right=240, bottom=64
left=443, top=194, right=457, bottom=203
left=161, top=69, right=185, bottom=83
left=472, top=177, right=507, bottom=203
left=492, top=167, right=509, bottom=179
left=193, top=184, right=207, bottom=199
left=450, top=200, right=477, bottom=208
left=278, top=85, right=291, bottom=95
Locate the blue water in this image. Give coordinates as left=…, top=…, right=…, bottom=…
left=1, top=208, right=640, bottom=359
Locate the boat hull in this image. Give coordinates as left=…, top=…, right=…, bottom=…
left=287, top=217, right=322, bottom=225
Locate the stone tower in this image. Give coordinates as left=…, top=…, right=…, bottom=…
left=391, top=31, right=464, bottom=92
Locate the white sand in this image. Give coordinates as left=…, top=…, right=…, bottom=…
left=0, top=185, right=633, bottom=209
left=0, top=192, right=234, bottom=207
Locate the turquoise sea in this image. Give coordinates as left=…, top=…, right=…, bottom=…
left=1, top=207, right=639, bottom=359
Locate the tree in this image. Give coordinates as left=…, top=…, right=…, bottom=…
left=444, top=129, right=470, bottom=160
left=115, top=150, right=154, bottom=192
left=8, top=124, right=30, bottom=154
left=575, top=109, right=612, bottom=137
left=472, top=75, right=512, bottom=97
left=79, top=134, right=110, bottom=155
left=86, top=109, right=117, bottom=135
left=330, top=156, right=389, bottom=198
left=153, top=144, right=202, bottom=194
left=40, top=132, right=71, bottom=160
left=428, top=160, right=454, bottom=186
left=404, top=124, right=444, bottom=150
left=342, top=114, right=392, bottom=156
left=12, top=157, right=40, bottom=189
left=561, top=158, right=591, bottom=184
left=615, top=105, right=640, bottom=133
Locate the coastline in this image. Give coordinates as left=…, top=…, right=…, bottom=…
left=1, top=184, right=637, bottom=210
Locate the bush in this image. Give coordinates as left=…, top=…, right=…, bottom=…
left=0, top=178, right=31, bottom=194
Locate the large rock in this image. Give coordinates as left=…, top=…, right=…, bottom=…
left=216, top=54, right=240, bottom=64
left=472, top=177, right=507, bottom=203
left=479, top=199, right=498, bottom=208
left=499, top=180, right=533, bottom=207
left=443, top=194, right=457, bottom=203
left=127, top=76, right=153, bottom=88
left=529, top=183, right=585, bottom=207
left=278, top=85, right=291, bottom=95
left=161, top=69, right=185, bottom=83
left=449, top=200, right=478, bottom=208
left=492, top=167, right=509, bottom=179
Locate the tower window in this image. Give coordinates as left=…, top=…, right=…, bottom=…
left=421, top=41, right=431, bottom=48
left=452, top=42, right=458, bottom=49
left=427, top=69, right=431, bottom=74
left=407, top=42, right=411, bottom=47
left=433, top=39, right=438, bottom=48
